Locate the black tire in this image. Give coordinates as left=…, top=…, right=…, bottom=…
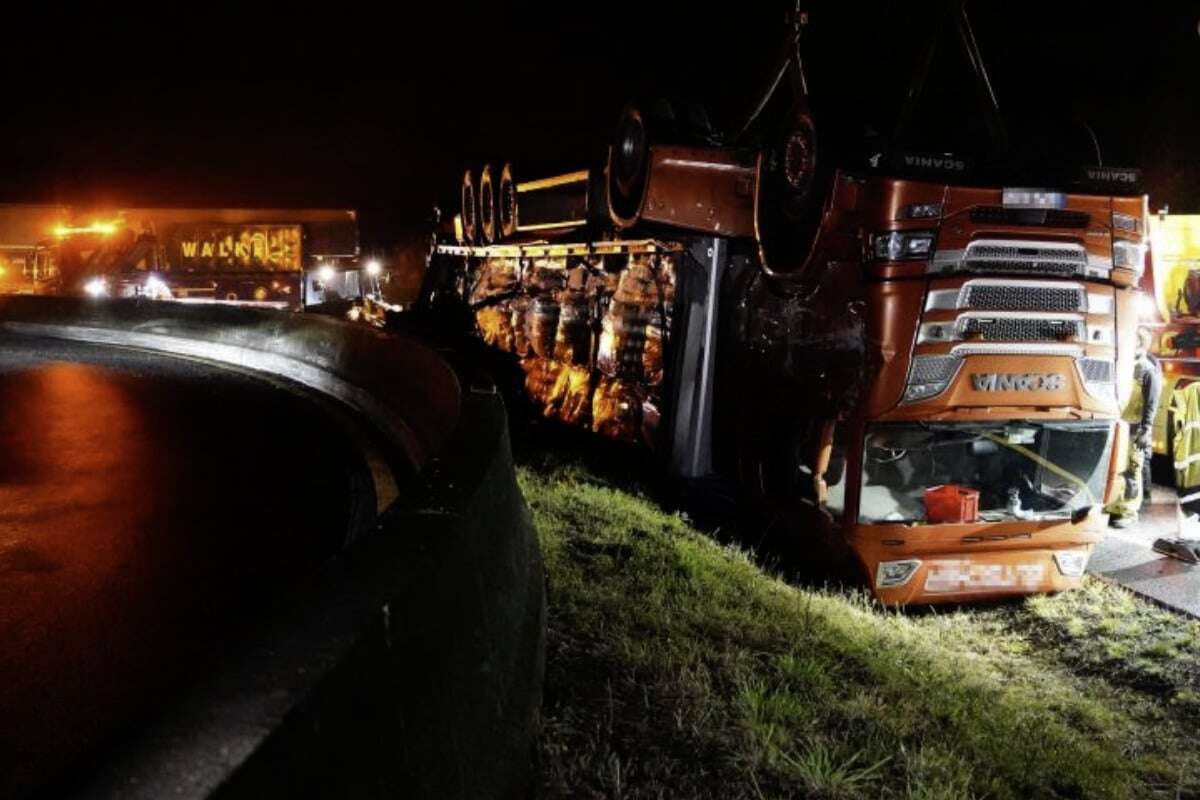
left=608, top=107, right=650, bottom=223
left=479, top=164, right=497, bottom=244
left=461, top=169, right=478, bottom=245
left=498, top=163, right=518, bottom=240
left=755, top=105, right=835, bottom=272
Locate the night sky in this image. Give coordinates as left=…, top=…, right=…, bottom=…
left=3, top=1, right=1199, bottom=251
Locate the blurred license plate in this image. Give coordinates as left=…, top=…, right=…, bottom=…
left=924, top=560, right=1046, bottom=593
left=1002, top=188, right=1066, bottom=209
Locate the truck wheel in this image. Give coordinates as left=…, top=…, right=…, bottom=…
left=479, top=164, right=497, bottom=244
left=498, top=163, right=518, bottom=240
left=461, top=169, right=478, bottom=245
left=608, top=107, right=650, bottom=222
left=755, top=106, right=833, bottom=272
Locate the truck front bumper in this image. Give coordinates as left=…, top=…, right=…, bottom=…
left=849, top=517, right=1105, bottom=606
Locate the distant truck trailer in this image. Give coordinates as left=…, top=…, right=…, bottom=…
left=56, top=207, right=365, bottom=309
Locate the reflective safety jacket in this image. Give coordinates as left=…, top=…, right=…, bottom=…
left=1126, top=354, right=1161, bottom=428
left=1171, top=380, right=1200, bottom=490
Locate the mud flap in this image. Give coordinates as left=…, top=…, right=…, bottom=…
left=1151, top=538, right=1200, bottom=564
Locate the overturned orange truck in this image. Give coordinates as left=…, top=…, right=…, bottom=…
left=422, top=2, right=1146, bottom=604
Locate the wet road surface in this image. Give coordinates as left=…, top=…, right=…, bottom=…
left=0, top=335, right=364, bottom=797
left=1091, top=484, right=1200, bottom=618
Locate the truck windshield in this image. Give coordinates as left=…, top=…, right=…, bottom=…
left=858, top=422, right=1112, bottom=524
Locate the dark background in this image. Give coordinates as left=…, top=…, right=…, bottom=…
left=2, top=1, right=1198, bottom=253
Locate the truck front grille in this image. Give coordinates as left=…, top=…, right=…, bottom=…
left=936, top=237, right=1099, bottom=278
left=965, top=284, right=1084, bottom=312
left=967, top=260, right=1079, bottom=276
left=962, top=317, right=1082, bottom=342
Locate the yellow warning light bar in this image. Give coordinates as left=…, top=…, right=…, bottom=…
left=53, top=221, right=121, bottom=237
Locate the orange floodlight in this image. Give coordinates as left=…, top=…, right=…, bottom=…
left=53, top=221, right=120, bottom=237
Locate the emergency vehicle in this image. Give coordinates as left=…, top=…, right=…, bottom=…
left=1142, top=213, right=1200, bottom=456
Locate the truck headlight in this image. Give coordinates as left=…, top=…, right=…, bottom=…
left=876, top=559, right=922, bottom=588
left=902, top=354, right=961, bottom=403
left=1053, top=550, right=1088, bottom=577
left=83, top=277, right=108, bottom=298
left=1112, top=240, right=1145, bottom=272
left=1111, top=212, right=1138, bottom=233
left=873, top=231, right=935, bottom=261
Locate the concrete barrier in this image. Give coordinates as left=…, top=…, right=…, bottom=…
left=0, top=296, right=544, bottom=799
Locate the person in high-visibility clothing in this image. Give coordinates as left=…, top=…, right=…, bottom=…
left=1172, top=378, right=1200, bottom=535
left=1108, top=328, right=1161, bottom=528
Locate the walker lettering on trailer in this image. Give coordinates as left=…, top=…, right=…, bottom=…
left=170, top=225, right=302, bottom=271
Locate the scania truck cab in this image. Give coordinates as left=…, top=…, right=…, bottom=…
left=745, top=175, right=1145, bottom=604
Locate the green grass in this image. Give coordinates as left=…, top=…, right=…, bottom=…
left=521, top=456, right=1200, bottom=799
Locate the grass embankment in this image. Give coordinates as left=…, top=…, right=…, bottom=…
left=520, top=457, right=1200, bottom=800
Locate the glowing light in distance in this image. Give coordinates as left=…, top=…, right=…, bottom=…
left=55, top=221, right=120, bottom=237
left=144, top=276, right=170, bottom=299
left=83, top=277, right=108, bottom=298
left=365, top=259, right=382, bottom=277
left=318, top=264, right=336, bottom=283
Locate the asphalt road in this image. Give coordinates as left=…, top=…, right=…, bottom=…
left=0, top=335, right=365, bottom=798
left=1091, top=483, right=1200, bottom=618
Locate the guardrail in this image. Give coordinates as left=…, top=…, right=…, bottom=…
left=0, top=296, right=544, bottom=800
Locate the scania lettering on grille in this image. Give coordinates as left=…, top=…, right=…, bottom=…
left=971, top=373, right=1066, bottom=391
